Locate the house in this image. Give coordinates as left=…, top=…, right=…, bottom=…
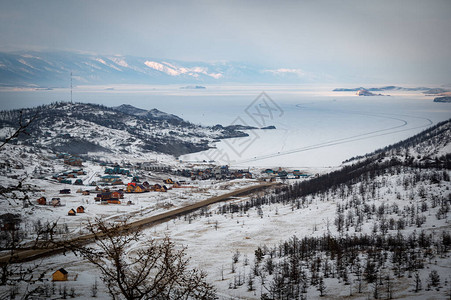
left=111, top=191, right=122, bottom=199
left=82, top=190, right=90, bottom=195
left=51, top=198, right=61, bottom=207
left=52, top=268, right=68, bottom=281
left=100, top=175, right=121, bottom=184
left=173, top=182, right=181, bottom=188
left=134, top=185, right=146, bottom=193
left=126, top=182, right=136, bottom=193
left=68, top=209, right=76, bottom=216
left=76, top=206, right=85, bottom=213
left=151, top=184, right=162, bottom=191
left=74, top=179, right=83, bottom=185
left=163, top=178, right=174, bottom=184
left=59, top=189, right=71, bottom=194
left=160, top=185, right=168, bottom=192
left=37, top=197, right=46, bottom=205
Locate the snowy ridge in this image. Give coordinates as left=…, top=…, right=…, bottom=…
left=0, top=102, right=248, bottom=157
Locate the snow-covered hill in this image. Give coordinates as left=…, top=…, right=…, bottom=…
left=0, top=102, right=248, bottom=157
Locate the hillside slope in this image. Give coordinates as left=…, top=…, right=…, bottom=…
left=0, top=102, right=247, bottom=157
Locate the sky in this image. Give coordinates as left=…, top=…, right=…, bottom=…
left=1, top=0, right=451, bottom=84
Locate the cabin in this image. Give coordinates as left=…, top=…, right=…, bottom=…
left=74, top=179, right=83, bottom=185
left=163, top=178, right=174, bottom=184
left=76, top=206, right=85, bottom=213
left=173, top=182, right=181, bottom=188
left=52, top=268, right=68, bottom=281
left=160, top=185, right=168, bottom=192
left=100, top=175, right=121, bottom=184
left=151, top=184, right=162, bottom=191
left=82, top=190, right=90, bottom=195
left=37, top=197, right=46, bottom=205
left=59, top=189, right=71, bottom=194
left=111, top=191, right=122, bottom=199
left=134, top=185, right=146, bottom=193
left=68, top=209, right=76, bottom=216
left=51, top=198, right=61, bottom=207
left=126, top=183, right=136, bottom=193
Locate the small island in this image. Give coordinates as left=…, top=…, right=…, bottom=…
left=433, top=96, right=451, bottom=103
left=356, top=89, right=386, bottom=96
left=180, top=85, right=206, bottom=89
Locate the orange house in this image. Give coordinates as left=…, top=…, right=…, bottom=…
left=37, top=197, right=46, bottom=205
left=68, top=209, right=76, bottom=216
left=76, top=206, right=85, bottom=213
left=134, top=185, right=146, bottom=193
left=52, top=268, right=68, bottom=281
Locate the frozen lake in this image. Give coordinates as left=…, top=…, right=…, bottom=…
left=1, top=84, right=450, bottom=168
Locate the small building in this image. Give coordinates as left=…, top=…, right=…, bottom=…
left=134, top=185, right=146, bottom=193
left=60, top=189, right=71, bottom=194
left=82, top=190, right=90, bottom=195
left=76, top=206, right=85, bottom=213
left=74, top=179, right=83, bottom=185
left=52, top=268, right=68, bottom=281
left=163, top=178, right=174, bottom=184
left=37, top=197, right=46, bottom=205
left=68, top=209, right=76, bottom=216
left=51, top=198, right=61, bottom=207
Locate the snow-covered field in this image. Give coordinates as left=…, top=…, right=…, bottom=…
left=3, top=167, right=449, bottom=299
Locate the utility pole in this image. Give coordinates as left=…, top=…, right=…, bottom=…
left=70, top=72, right=73, bottom=103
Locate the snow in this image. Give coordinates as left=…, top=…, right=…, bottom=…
left=0, top=86, right=450, bottom=299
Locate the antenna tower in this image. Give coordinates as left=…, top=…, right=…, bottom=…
left=70, top=72, right=73, bottom=103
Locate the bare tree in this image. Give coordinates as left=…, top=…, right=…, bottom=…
left=70, top=219, right=216, bottom=300
left=0, top=110, right=37, bottom=150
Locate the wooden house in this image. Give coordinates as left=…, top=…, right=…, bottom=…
left=111, top=191, right=122, bottom=199
left=151, top=184, right=162, bottom=191
left=52, top=268, right=68, bottom=281
left=51, top=198, right=61, bottom=207
left=163, top=178, right=174, bottom=184
left=59, top=189, right=71, bottom=194
left=76, top=206, right=85, bottom=213
left=68, top=209, right=76, bottom=216
left=74, top=179, right=83, bottom=185
left=160, top=185, right=168, bottom=192
left=37, top=197, right=46, bottom=205
left=82, top=190, right=90, bottom=195
left=173, top=182, right=181, bottom=188
left=126, top=183, right=136, bottom=193
left=134, top=185, right=146, bottom=193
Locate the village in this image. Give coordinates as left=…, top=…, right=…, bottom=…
left=30, top=153, right=311, bottom=220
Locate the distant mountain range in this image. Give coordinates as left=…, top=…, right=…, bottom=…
left=0, top=51, right=313, bottom=88
left=333, top=86, right=450, bottom=95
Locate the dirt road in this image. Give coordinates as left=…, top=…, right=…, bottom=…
left=0, top=182, right=278, bottom=264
